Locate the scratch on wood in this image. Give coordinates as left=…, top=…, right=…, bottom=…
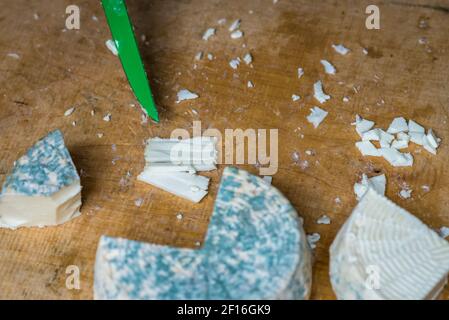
left=390, top=1, right=449, bottom=14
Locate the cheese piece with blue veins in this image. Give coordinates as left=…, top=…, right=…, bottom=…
left=0, top=130, right=82, bottom=229
left=94, top=167, right=312, bottom=300
left=330, top=188, right=449, bottom=300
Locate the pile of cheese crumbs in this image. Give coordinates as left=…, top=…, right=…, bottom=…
left=353, top=116, right=441, bottom=167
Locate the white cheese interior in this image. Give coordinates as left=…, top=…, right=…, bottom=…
left=0, top=183, right=81, bottom=229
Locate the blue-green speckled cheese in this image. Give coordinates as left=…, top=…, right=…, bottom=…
left=1, top=130, right=79, bottom=196
left=94, top=167, right=312, bottom=300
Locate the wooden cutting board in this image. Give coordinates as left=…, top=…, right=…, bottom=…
left=0, top=0, right=448, bottom=299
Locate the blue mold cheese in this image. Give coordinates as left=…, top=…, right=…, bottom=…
left=94, top=167, right=312, bottom=300
left=0, top=130, right=81, bottom=228
left=330, top=188, right=449, bottom=300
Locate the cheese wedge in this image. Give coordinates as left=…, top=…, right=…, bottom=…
left=95, top=167, right=312, bottom=300
left=0, top=130, right=81, bottom=229
left=330, top=188, right=449, bottom=300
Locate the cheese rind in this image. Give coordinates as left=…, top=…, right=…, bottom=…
left=95, top=167, right=312, bottom=300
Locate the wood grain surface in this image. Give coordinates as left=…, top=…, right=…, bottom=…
left=0, top=0, right=448, bottom=300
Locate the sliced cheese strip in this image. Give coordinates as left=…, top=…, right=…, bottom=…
left=138, top=171, right=209, bottom=203
left=95, top=167, right=312, bottom=300
left=139, top=137, right=218, bottom=202
left=379, top=148, right=413, bottom=167
left=0, top=130, right=81, bottom=228
left=330, top=189, right=449, bottom=300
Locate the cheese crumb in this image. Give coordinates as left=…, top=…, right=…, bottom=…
left=307, top=106, right=328, bottom=128
left=7, top=53, right=20, bottom=59
left=202, top=28, right=216, bottom=41
left=247, top=81, right=254, bottom=88
left=229, top=59, right=240, bottom=69
left=387, top=117, right=409, bottom=134
left=317, top=215, right=331, bottom=225
left=229, top=19, right=241, bottom=32
left=313, top=81, right=331, bottom=104
left=291, top=94, right=300, bottom=101
left=230, top=30, right=243, bottom=39
left=243, top=53, right=253, bottom=65
left=320, top=60, right=336, bottom=74
left=64, top=107, right=75, bottom=116
left=354, top=174, right=386, bottom=200
left=176, top=89, right=199, bottom=103
left=134, top=198, right=143, bottom=207
left=332, top=44, right=350, bottom=55
left=399, top=188, right=412, bottom=199
left=105, top=39, right=118, bottom=56
left=195, top=51, right=203, bottom=61
left=297, top=67, right=304, bottom=79
left=307, top=233, right=321, bottom=249
left=439, top=226, right=449, bottom=239
left=103, top=113, right=112, bottom=122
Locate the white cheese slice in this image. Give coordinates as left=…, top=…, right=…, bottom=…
left=422, top=135, right=437, bottom=155
left=379, top=130, right=394, bottom=148
left=409, top=132, right=425, bottom=145
left=138, top=171, right=209, bottom=203
left=202, top=28, right=216, bottom=41
left=352, top=115, right=375, bottom=137
left=313, top=81, right=331, bottom=104
left=408, top=119, right=425, bottom=133
left=426, top=129, right=440, bottom=149
left=138, top=137, right=217, bottom=203
left=379, top=148, right=413, bottom=167
left=353, top=173, right=386, bottom=200
left=391, top=139, right=408, bottom=150
left=361, top=129, right=380, bottom=141
left=387, top=117, right=408, bottom=134
left=330, top=188, right=449, bottom=300
left=396, top=132, right=410, bottom=142
left=320, top=60, right=336, bottom=74
left=307, top=106, right=328, bottom=128
left=0, top=130, right=82, bottom=229
left=355, top=141, right=380, bottom=157
left=176, top=89, right=199, bottom=103
left=332, top=44, right=350, bottom=55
